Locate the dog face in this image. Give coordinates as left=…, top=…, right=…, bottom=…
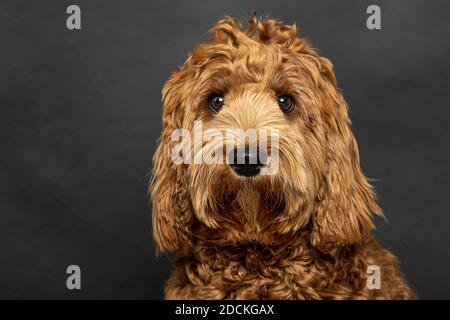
left=151, top=17, right=381, bottom=252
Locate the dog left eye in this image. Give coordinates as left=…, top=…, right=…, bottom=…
left=208, top=94, right=225, bottom=113
left=277, top=95, right=294, bottom=113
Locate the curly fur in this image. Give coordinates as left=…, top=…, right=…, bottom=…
left=150, top=16, right=415, bottom=300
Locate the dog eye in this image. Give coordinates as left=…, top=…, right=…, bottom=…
left=277, top=95, right=294, bottom=113
left=208, top=94, right=225, bottom=113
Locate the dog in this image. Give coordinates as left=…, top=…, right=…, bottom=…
left=150, top=16, right=415, bottom=299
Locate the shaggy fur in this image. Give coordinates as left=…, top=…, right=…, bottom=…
left=150, top=16, right=415, bottom=299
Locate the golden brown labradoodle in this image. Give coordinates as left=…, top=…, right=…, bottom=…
left=150, top=16, right=415, bottom=300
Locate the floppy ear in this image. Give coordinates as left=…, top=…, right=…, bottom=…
left=310, top=59, right=382, bottom=250
left=150, top=69, right=193, bottom=253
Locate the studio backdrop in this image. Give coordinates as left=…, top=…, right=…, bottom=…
left=0, top=0, right=449, bottom=299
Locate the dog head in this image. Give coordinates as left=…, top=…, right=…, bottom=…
left=150, top=16, right=381, bottom=253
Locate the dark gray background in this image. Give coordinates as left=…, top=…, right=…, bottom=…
left=0, top=0, right=449, bottom=299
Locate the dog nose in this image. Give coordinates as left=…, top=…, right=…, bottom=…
left=228, top=146, right=266, bottom=177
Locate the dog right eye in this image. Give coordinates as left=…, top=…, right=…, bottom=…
left=208, top=94, right=225, bottom=113
left=277, top=95, right=295, bottom=113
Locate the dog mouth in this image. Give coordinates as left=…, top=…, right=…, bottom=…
left=211, top=168, right=285, bottom=208
left=209, top=179, right=289, bottom=229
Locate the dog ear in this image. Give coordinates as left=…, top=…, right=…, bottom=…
left=150, top=69, right=193, bottom=253
left=310, top=59, right=382, bottom=250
